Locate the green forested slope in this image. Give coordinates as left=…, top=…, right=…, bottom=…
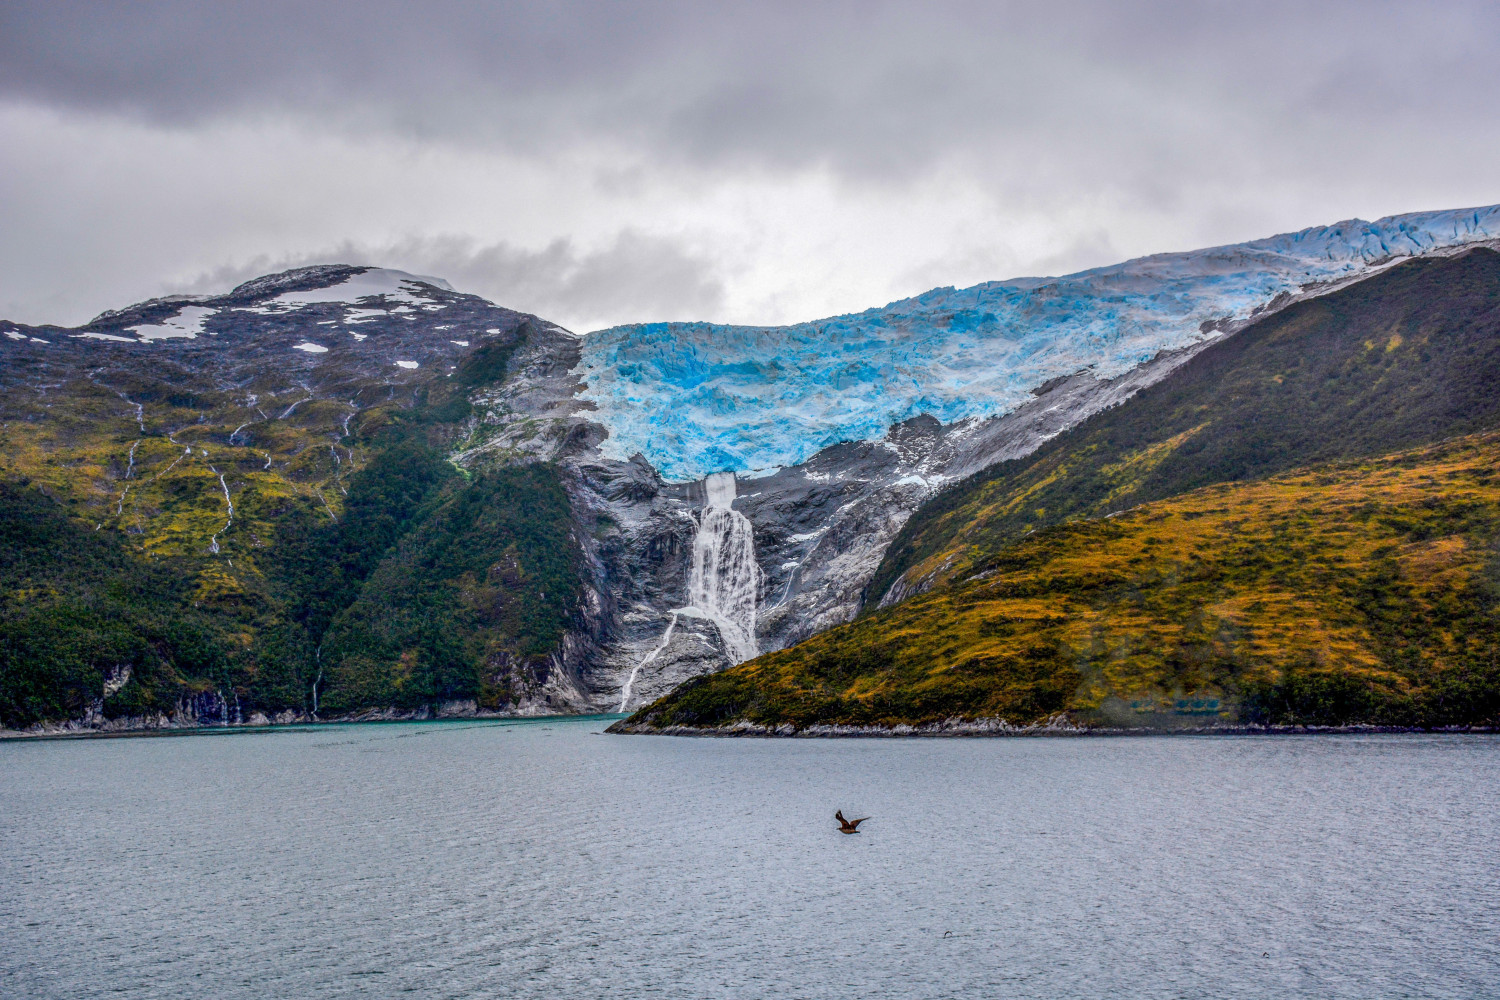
left=0, top=480, right=233, bottom=726
left=0, top=440, right=585, bottom=729
left=319, top=463, right=581, bottom=713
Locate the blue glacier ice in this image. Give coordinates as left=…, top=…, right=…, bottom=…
left=576, top=205, right=1500, bottom=482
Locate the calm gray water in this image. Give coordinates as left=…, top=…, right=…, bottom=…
left=2, top=721, right=1497, bottom=999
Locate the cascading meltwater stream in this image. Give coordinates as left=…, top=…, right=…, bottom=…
left=685, top=472, right=760, bottom=665
left=618, top=471, right=761, bottom=712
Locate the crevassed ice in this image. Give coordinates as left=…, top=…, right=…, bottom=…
left=577, top=205, right=1500, bottom=481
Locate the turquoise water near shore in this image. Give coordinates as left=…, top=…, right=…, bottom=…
left=2, top=720, right=1497, bottom=998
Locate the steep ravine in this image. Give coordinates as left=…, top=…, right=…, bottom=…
left=489, top=324, right=1229, bottom=715
left=1, top=277, right=1226, bottom=730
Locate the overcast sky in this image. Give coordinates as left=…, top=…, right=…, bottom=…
left=2, top=1, right=1498, bottom=332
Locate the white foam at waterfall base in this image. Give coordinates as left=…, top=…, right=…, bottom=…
left=620, top=471, right=761, bottom=711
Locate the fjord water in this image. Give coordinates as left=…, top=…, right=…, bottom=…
left=2, top=723, right=1496, bottom=999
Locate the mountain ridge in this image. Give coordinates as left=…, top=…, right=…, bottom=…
left=618, top=248, right=1500, bottom=734
left=6, top=211, right=1500, bottom=732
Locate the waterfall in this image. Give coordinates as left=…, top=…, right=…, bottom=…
left=618, top=614, right=679, bottom=713
left=208, top=467, right=233, bottom=555
left=619, top=471, right=761, bottom=711
left=683, top=472, right=761, bottom=665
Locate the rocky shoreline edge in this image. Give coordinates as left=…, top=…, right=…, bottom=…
left=0, top=701, right=601, bottom=740
left=6, top=712, right=1495, bottom=740
left=604, top=715, right=1500, bottom=738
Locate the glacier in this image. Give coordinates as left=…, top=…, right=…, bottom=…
left=577, top=205, right=1500, bottom=481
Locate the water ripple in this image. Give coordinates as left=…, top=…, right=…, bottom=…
left=1, top=722, right=1497, bottom=998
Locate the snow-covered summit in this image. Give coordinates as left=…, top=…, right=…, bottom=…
left=577, top=204, right=1500, bottom=482
left=234, top=265, right=454, bottom=305
left=64, top=266, right=462, bottom=345
left=2, top=263, right=533, bottom=390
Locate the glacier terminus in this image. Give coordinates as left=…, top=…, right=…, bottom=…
left=578, top=205, right=1500, bottom=482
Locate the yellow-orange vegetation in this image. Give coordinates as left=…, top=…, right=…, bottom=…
left=0, top=376, right=371, bottom=610
left=632, top=432, right=1500, bottom=731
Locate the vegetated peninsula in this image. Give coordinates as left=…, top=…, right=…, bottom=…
left=613, top=249, right=1500, bottom=735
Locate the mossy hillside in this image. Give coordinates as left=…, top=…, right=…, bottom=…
left=0, top=320, right=537, bottom=607
left=870, top=248, right=1500, bottom=604
left=0, top=371, right=361, bottom=593
left=628, top=432, right=1500, bottom=732
left=0, top=369, right=355, bottom=725
left=0, top=321, right=590, bottom=726
left=0, top=433, right=463, bottom=727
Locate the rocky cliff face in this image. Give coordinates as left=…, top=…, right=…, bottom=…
left=613, top=249, right=1500, bottom=735
left=417, top=300, right=1212, bottom=713
left=471, top=249, right=1478, bottom=713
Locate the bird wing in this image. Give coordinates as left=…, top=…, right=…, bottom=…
left=835, top=810, right=847, bottom=824
left=850, top=817, right=869, bottom=828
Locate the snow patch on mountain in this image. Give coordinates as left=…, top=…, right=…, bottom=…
left=80, top=266, right=460, bottom=348
left=577, top=205, right=1500, bottom=481
left=128, top=305, right=216, bottom=341
left=269, top=267, right=452, bottom=306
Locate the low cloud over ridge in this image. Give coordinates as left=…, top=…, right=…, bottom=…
left=182, top=232, right=727, bottom=334
left=0, top=1, right=1497, bottom=328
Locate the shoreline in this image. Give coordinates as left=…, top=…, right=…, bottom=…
left=6, top=712, right=1495, bottom=742
left=605, top=716, right=1500, bottom=738
left=0, top=710, right=624, bottom=741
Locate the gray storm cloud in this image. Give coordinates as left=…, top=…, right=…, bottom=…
left=5, top=1, right=1499, bottom=176
left=180, top=232, right=727, bottom=334
left=0, top=1, right=1497, bottom=327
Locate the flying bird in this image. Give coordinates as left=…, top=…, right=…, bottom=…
left=835, top=810, right=869, bottom=834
